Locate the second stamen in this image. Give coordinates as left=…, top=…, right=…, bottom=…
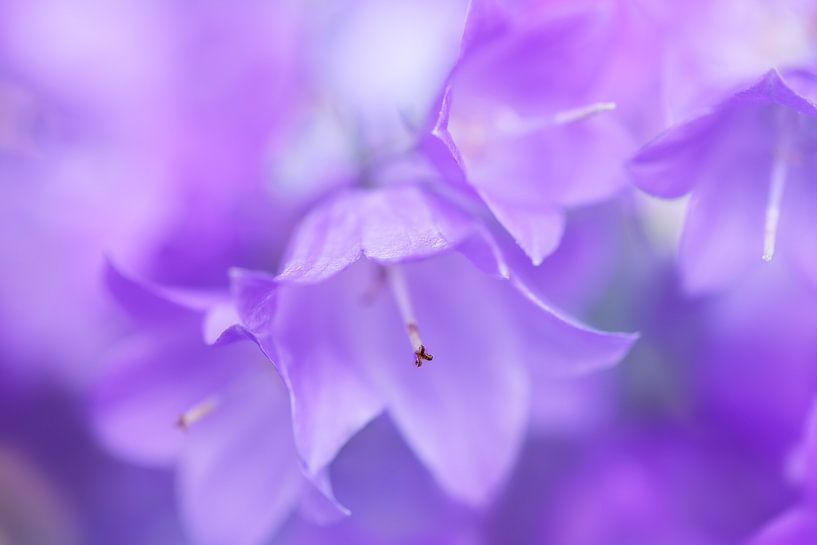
left=385, top=266, right=434, bottom=368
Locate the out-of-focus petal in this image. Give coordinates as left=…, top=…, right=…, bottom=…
left=297, top=469, right=351, bottom=525
left=451, top=7, right=609, bottom=113
left=629, top=114, right=723, bottom=199
left=92, top=333, right=259, bottom=466
left=749, top=508, right=817, bottom=545
left=458, top=113, right=632, bottom=207
left=785, top=171, right=817, bottom=288
left=676, top=143, right=771, bottom=294
left=798, top=399, right=817, bottom=501
left=662, top=1, right=817, bottom=120
left=105, top=261, right=225, bottom=321
left=177, top=370, right=303, bottom=545
left=458, top=114, right=630, bottom=264
left=202, top=303, right=243, bottom=345
left=629, top=70, right=817, bottom=293
left=483, top=200, right=565, bottom=266
left=433, top=5, right=632, bottom=263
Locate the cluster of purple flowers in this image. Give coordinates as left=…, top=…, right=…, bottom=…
left=3, top=0, right=817, bottom=544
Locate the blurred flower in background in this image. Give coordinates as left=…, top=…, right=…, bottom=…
left=3, top=0, right=817, bottom=544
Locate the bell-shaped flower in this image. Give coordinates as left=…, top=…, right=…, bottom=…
left=423, top=2, right=634, bottom=264
left=93, top=265, right=346, bottom=545
left=630, top=69, right=817, bottom=293
left=227, top=180, right=637, bottom=507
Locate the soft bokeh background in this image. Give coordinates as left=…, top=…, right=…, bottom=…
left=3, top=1, right=817, bottom=544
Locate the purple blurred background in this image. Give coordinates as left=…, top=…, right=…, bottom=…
left=3, top=1, right=817, bottom=544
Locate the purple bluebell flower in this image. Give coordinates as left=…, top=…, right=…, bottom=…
left=215, top=2, right=639, bottom=510
left=630, top=69, right=817, bottom=293
left=94, top=265, right=346, bottom=545
left=424, top=2, right=634, bottom=264
left=225, top=180, right=637, bottom=507
left=8, top=0, right=817, bottom=542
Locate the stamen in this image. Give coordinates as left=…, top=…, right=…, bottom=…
left=495, top=101, right=617, bottom=137
left=385, top=266, right=433, bottom=368
left=552, top=102, right=617, bottom=125
left=762, top=149, right=788, bottom=262
left=176, top=395, right=219, bottom=431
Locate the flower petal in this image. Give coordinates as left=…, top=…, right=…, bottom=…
left=277, top=185, right=499, bottom=283
left=456, top=112, right=633, bottom=211
left=632, top=70, right=817, bottom=293
left=232, top=263, right=388, bottom=476
left=780, top=139, right=817, bottom=288
left=676, top=112, right=777, bottom=293
left=297, top=469, right=351, bottom=525
left=438, top=8, right=631, bottom=262
left=364, top=253, right=530, bottom=506
left=481, top=197, right=566, bottom=266
left=750, top=508, right=817, bottom=545
left=92, top=333, right=260, bottom=466
left=202, top=303, right=243, bottom=345
left=105, top=260, right=224, bottom=320
left=177, top=370, right=303, bottom=545
left=677, top=154, right=771, bottom=294
left=451, top=7, right=610, bottom=113
left=629, top=113, right=723, bottom=199
left=507, top=280, right=638, bottom=378
left=361, top=252, right=632, bottom=505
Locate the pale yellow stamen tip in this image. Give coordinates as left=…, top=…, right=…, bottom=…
left=552, top=102, right=617, bottom=125
left=491, top=101, right=617, bottom=139
left=176, top=396, right=219, bottom=431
